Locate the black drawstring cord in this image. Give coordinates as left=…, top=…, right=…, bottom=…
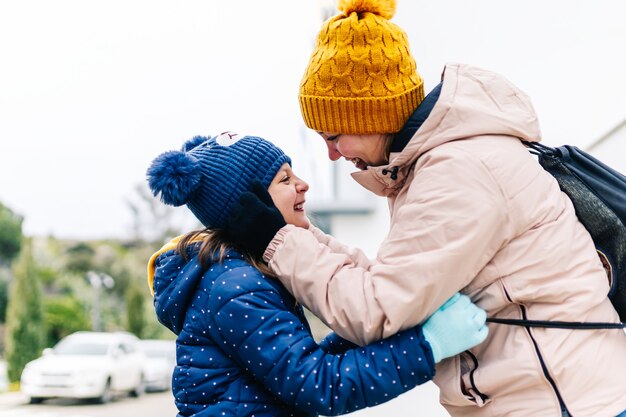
left=382, top=166, right=399, bottom=180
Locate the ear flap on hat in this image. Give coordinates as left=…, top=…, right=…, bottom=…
left=147, top=150, right=202, bottom=206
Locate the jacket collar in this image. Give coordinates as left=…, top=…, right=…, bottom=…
left=390, top=82, right=443, bottom=154
left=351, top=82, right=443, bottom=196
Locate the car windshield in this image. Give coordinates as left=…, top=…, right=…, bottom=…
left=54, top=341, right=110, bottom=355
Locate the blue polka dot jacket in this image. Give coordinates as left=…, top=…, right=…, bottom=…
left=149, top=242, right=436, bottom=416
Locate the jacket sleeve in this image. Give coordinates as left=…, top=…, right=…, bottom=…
left=306, top=225, right=373, bottom=270
left=265, top=149, right=510, bottom=345
left=317, top=332, right=359, bottom=354
left=210, top=268, right=435, bottom=416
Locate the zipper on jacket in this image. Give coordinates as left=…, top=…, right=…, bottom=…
left=502, top=287, right=571, bottom=416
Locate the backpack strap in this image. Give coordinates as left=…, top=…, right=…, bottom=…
left=520, top=139, right=557, bottom=155
left=487, top=317, right=626, bottom=329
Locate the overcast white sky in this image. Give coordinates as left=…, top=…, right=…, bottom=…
left=1, top=0, right=625, bottom=240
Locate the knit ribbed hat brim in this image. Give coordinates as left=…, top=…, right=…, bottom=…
left=147, top=134, right=291, bottom=230
left=299, top=82, right=423, bottom=134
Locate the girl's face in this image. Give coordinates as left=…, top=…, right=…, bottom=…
left=268, top=163, right=310, bottom=228
left=318, top=132, right=389, bottom=170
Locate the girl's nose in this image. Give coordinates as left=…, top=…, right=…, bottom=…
left=297, top=179, right=309, bottom=192
left=325, top=140, right=342, bottom=161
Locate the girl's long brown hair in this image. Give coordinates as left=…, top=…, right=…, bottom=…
left=176, top=228, right=275, bottom=278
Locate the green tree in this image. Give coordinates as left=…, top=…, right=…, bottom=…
left=64, top=242, right=95, bottom=274
left=44, top=295, right=91, bottom=347
left=126, top=284, right=146, bottom=338
left=0, top=268, right=10, bottom=353
left=0, top=202, right=23, bottom=325
left=0, top=278, right=8, bottom=323
left=5, top=239, right=45, bottom=382
left=0, top=202, right=23, bottom=265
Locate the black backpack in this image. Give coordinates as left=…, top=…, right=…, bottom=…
left=487, top=141, right=626, bottom=329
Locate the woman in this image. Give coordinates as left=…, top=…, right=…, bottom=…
left=223, top=1, right=626, bottom=416
left=145, top=132, right=488, bottom=417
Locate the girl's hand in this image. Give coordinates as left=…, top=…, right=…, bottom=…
left=225, top=181, right=286, bottom=258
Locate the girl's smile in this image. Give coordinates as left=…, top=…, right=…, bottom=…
left=267, top=163, right=309, bottom=228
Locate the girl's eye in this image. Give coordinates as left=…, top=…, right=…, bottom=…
left=280, top=176, right=291, bottom=183
left=326, top=135, right=339, bottom=141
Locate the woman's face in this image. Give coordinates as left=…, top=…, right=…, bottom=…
left=267, top=163, right=310, bottom=228
left=318, top=132, right=389, bottom=170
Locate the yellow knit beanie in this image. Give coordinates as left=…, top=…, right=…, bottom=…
left=299, top=0, right=424, bottom=135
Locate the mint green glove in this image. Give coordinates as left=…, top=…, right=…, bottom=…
left=422, top=293, right=488, bottom=363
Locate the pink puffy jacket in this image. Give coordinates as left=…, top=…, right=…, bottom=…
left=264, top=63, right=626, bottom=416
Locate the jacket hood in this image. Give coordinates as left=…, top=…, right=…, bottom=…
left=352, top=63, right=542, bottom=195
left=150, top=246, right=203, bottom=335
left=147, top=235, right=224, bottom=335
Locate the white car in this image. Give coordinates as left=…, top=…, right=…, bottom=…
left=139, top=339, right=176, bottom=392
left=20, top=331, right=146, bottom=404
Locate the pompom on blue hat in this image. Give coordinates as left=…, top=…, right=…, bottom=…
left=147, top=132, right=291, bottom=229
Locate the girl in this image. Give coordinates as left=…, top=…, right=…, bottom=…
left=145, top=132, right=488, bottom=417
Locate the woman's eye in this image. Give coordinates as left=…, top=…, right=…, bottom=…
left=326, top=135, right=339, bottom=141
left=281, top=176, right=291, bottom=183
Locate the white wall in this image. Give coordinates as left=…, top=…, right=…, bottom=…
left=587, top=120, right=626, bottom=175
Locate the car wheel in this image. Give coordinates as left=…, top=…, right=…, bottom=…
left=130, top=374, right=145, bottom=398
left=96, top=378, right=112, bottom=404
left=28, top=397, right=45, bottom=404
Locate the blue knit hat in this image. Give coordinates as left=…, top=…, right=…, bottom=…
left=147, top=132, right=291, bottom=229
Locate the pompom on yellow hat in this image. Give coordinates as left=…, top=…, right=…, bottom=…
left=299, top=0, right=424, bottom=135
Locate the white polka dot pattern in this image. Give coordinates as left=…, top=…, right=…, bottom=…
left=151, top=246, right=436, bottom=416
